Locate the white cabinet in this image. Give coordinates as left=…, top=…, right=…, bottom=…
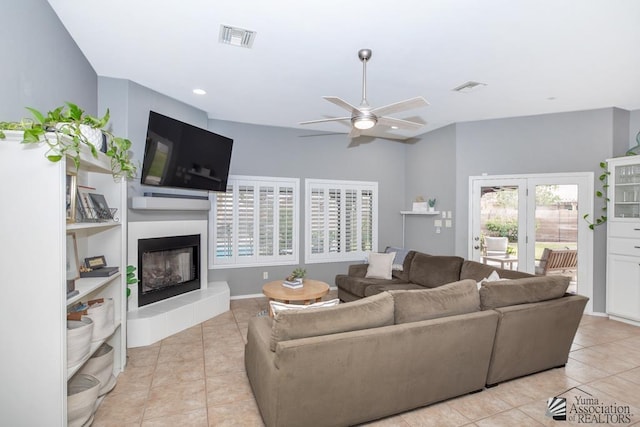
left=0, top=131, right=127, bottom=426
left=606, top=155, right=640, bottom=325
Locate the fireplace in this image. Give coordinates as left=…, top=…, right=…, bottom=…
left=127, top=220, right=229, bottom=348
left=137, top=234, right=200, bottom=307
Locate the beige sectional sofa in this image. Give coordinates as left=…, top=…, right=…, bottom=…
left=244, top=255, right=588, bottom=427
left=335, top=250, right=532, bottom=302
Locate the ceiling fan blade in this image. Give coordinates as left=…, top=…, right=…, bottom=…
left=370, top=96, right=429, bottom=117
left=377, top=116, right=425, bottom=130
left=359, top=127, right=413, bottom=141
left=349, top=127, right=362, bottom=138
left=299, top=116, right=351, bottom=125
left=323, top=96, right=360, bottom=113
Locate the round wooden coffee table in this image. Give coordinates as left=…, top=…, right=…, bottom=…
left=262, top=279, right=330, bottom=317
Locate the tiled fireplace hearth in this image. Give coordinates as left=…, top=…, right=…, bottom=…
left=127, top=220, right=229, bottom=347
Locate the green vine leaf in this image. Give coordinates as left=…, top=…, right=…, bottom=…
left=0, top=103, right=137, bottom=179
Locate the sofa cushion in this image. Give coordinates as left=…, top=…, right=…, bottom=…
left=408, top=253, right=465, bottom=288
left=390, top=279, right=480, bottom=324
left=479, top=275, right=570, bottom=310
left=392, top=250, right=417, bottom=281
left=335, top=275, right=405, bottom=298
left=270, top=291, right=394, bottom=351
left=363, top=283, right=425, bottom=297
left=366, top=252, right=396, bottom=280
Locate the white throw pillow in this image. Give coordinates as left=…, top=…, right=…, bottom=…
left=270, top=298, right=340, bottom=317
left=476, top=270, right=504, bottom=289
left=366, top=252, right=396, bottom=280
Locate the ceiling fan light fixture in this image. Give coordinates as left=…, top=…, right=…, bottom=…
left=352, top=117, right=376, bottom=130
left=352, top=112, right=377, bottom=130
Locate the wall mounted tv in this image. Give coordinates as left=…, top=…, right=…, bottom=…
left=140, top=111, right=233, bottom=193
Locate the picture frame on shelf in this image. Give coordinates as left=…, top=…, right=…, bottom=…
left=66, top=232, right=80, bottom=281
left=88, top=193, right=113, bottom=220
left=65, top=174, right=77, bottom=223
left=77, top=185, right=97, bottom=220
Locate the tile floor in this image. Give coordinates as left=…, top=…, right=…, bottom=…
left=93, top=293, right=640, bottom=426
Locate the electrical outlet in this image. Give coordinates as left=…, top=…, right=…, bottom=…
left=263, top=272, right=268, bottom=280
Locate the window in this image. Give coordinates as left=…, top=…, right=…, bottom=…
left=305, top=179, right=378, bottom=263
left=210, top=176, right=299, bottom=268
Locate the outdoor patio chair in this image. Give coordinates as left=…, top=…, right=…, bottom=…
left=484, top=236, right=509, bottom=256
left=535, top=248, right=577, bottom=276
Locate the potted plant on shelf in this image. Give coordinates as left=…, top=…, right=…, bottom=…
left=428, top=198, right=436, bottom=212
left=0, top=102, right=137, bottom=179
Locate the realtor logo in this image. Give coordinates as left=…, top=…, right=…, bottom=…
left=547, top=396, right=567, bottom=421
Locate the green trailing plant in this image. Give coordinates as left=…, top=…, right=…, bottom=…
left=0, top=102, right=137, bottom=179
left=583, top=161, right=609, bottom=230
left=126, top=265, right=139, bottom=298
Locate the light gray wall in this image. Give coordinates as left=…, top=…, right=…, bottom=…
left=207, top=119, right=406, bottom=295
left=98, top=77, right=210, bottom=223
left=0, top=0, right=97, bottom=119
left=95, top=78, right=406, bottom=296
left=447, top=108, right=622, bottom=313
left=403, top=124, right=457, bottom=254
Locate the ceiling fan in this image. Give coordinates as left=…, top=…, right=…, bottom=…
left=300, top=48, right=429, bottom=139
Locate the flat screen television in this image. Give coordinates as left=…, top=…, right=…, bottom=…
left=140, top=111, right=233, bottom=192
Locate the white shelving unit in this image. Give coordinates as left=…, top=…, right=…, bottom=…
left=400, top=210, right=440, bottom=247
left=606, top=155, right=640, bottom=326
left=0, top=131, right=127, bottom=426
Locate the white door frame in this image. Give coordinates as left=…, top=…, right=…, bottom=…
left=469, top=172, right=594, bottom=314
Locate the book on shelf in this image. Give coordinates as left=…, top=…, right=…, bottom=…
left=79, top=266, right=119, bottom=278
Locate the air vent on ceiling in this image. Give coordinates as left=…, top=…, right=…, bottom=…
left=452, top=81, right=487, bottom=93
left=219, top=25, right=256, bottom=48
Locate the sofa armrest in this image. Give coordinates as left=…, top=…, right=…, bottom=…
left=486, top=294, right=588, bottom=385
left=348, top=263, right=368, bottom=277
left=244, top=316, right=278, bottom=426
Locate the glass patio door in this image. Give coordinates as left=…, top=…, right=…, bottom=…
left=470, top=173, right=593, bottom=307
left=470, top=178, right=527, bottom=268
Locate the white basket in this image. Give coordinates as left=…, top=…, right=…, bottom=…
left=67, top=373, right=100, bottom=427
left=86, top=298, right=115, bottom=342
left=77, top=343, right=116, bottom=396
left=67, top=318, right=94, bottom=368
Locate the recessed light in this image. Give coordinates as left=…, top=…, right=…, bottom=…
left=391, top=126, right=399, bottom=130
left=193, top=89, right=206, bottom=95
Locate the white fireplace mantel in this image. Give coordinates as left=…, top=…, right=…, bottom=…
left=131, top=196, right=210, bottom=211
left=126, top=220, right=229, bottom=347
